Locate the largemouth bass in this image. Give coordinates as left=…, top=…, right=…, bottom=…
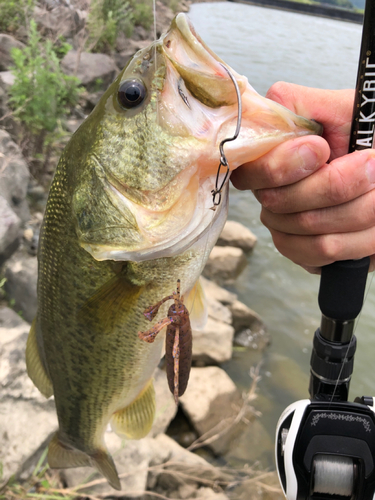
left=26, top=13, right=321, bottom=489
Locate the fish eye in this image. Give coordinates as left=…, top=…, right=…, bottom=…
left=117, top=79, right=146, bottom=109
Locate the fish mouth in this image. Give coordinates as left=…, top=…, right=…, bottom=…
left=161, top=14, right=247, bottom=108
left=160, top=13, right=322, bottom=175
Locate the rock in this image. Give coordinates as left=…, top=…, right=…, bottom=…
left=0, top=196, right=21, bottom=265
left=0, top=70, right=15, bottom=89
left=33, top=5, right=84, bottom=38
left=195, top=487, right=229, bottom=500
left=179, top=367, right=245, bottom=455
left=229, top=300, right=270, bottom=350
left=114, top=38, right=152, bottom=68
left=63, top=433, right=226, bottom=498
left=192, top=317, right=234, bottom=365
left=148, top=433, right=227, bottom=494
left=65, top=117, right=84, bottom=134
left=207, top=295, right=232, bottom=325
left=217, top=220, right=257, bottom=252
left=203, top=246, right=247, bottom=283
left=0, top=34, right=25, bottom=71
left=150, top=367, right=178, bottom=437
left=0, top=307, right=57, bottom=483
left=200, top=276, right=237, bottom=306
left=4, top=250, right=38, bottom=323
left=61, top=50, right=119, bottom=90
left=0, top=129, right=30, bottom=223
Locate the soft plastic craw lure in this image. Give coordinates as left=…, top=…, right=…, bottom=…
left=138, top=279, right=192, bottom=404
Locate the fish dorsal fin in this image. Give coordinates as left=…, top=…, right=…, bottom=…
left=80, top=274, right=143, bottom=334
left=110, top=379, right=155, bottom=440
left=184, top=278, right=207, bottom=331
left=26, top=318, right=54, bottom=398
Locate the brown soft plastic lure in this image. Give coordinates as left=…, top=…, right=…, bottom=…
left=138, top=280, right=192, bottom=404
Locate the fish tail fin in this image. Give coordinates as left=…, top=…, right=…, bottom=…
left=91, top=450, right=121, bottom=491
left=48, top=433, right=121, bottom=490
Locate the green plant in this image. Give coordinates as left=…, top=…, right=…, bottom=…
left=8, top=20, right=82, bottom=178
left=87, top=0, right=133, bottom=51
left=0, top=0, right=35, bottom=33
left=87, top=0, right=154, bottom=52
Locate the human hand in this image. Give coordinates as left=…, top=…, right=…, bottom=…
left=231, top=83, right=375, bottom=274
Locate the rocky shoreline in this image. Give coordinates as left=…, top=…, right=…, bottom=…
left=0, top=1, right=283, bottom=498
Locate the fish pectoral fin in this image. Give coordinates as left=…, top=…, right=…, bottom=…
left=184, top=277, right=207, bottom=331
left=111, top=379, right=155, bottom=440
left=80, top=275, right=143, bottom=334
left=48, top=433, right=121, bottom=491
left=26, top=318, right=54, bottom=398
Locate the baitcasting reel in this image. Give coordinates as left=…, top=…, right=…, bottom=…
left=275, top=258, right=375, bottom=500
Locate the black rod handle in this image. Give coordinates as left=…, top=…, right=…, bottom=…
left=318, top=0, right=374, bottom=339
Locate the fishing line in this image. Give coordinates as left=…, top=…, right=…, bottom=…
left=189, top=64, right=242, bottom=315
left=329, top=269, right=374, bottom=405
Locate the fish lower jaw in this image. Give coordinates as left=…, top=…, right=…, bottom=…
left=81, top=178, right=224, bottom=263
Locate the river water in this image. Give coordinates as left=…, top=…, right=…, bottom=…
left=188, top=2, right=375, bottom=467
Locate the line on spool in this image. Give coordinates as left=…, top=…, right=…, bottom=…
left=313, top=454, right=354, bottom=497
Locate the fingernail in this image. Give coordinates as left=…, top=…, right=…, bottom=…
left=297, top=145, right=319, bottom=171
left=366, top=157, right=375, bottom=184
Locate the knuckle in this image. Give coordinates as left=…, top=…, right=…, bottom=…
left=314, top=234, right=341, bottom=262
left=266, top=81, right=292, bottom=105
left=326, top=166, right=351, bottom=205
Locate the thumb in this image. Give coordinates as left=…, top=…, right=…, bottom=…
left=266, top=83, right=354, bottom=159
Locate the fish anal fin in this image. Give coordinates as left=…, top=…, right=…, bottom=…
left=184, top=278, right=207, bottom=331
left=26, top=318, right=54, bottom=398
left=111, top=380, right=155, bottom=440
left=48, top=433, right=121, bottom=490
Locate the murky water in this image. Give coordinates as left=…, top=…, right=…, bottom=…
left=188, top=2, right=375, bottom=467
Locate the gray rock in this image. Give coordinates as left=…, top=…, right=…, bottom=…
left=33, top=5, right=84, bottom=38
left=0, top=70, right=15, bottom=89
left=217, top=220, right=257, bottom=252
left=0, top=129, right=30, bottom=223
left=148, top=433, right=226, bottom=494
left=4, top=250, right=38, bottom=323
left=150, top=367, right=178, bottom=437
left=0, top=34, right=25, bottom=71
left=114, top=38, right=152, bottom=68
left=203, top=246, right=247, bottom=283
left=200, top=276, right=237, bottom=306
left=61, top=50, right=119, bottom=90
left=63, top=433, right=224, bottom=497
left=0, top=195, right=21, bottom=265
left=0, top=307, right=57, bottom=483
left=195, top=487, right=229, bottom=500
left=207, top=296, right=232, bottom=325
left=229, top=300, right=270, bottom=350
left=179, top=367, right=245, bottom=455
left=192, top=317, right=234, bottom=365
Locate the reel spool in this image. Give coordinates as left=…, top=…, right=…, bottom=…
left=312, top=455, right=355, bottom=497
left=276, top=398, right=375, bottom=500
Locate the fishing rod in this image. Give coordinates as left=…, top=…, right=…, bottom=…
left=275, top=1, right=375, bottom=498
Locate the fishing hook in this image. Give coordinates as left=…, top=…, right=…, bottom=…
left=211, top=63, right=242, bottom=210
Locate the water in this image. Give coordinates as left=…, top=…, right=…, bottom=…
left=188, top=2, right=375, bottom=466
